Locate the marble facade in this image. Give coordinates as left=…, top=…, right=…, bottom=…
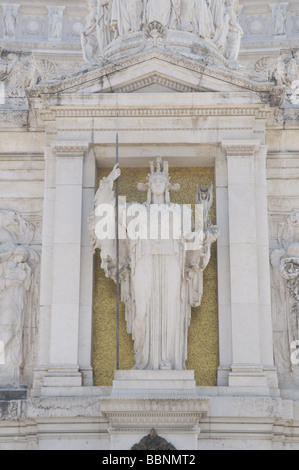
left=0, top=0, right=299, bottom=451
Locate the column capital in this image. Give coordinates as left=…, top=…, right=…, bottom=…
left=51, top=141, right=90, bottom=158
left=222, top=140, right=261, bottom=157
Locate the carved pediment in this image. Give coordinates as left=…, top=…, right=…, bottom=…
left=27, top=49, right=284, bottom=105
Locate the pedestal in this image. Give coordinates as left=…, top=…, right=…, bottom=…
left=103, top=370, right=208, bottom=450
left=112, top=370, right=197, bottom=398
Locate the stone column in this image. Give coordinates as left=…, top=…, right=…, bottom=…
left=42, top=142, right=90, bottom=389
left=222, top=140, right=272, bottom=391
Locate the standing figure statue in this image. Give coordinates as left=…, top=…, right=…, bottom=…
left=89, top=157, right=219, bottom=371
left=212, top=0, right=230, bottom=51
left=3, top=6, right=18, bottom=38
left=190, top=0, right=215, bottom=39
left=0, top=210, right=39, bottom=387
left=210, top=0, right=226, bottom=43
left=0, top=247, right=32, bottom=384
left=97, top=0, right=112, bottom=51
left=273, top=5, right=287, bottom=37
left=49, top=8, right=64, bottom=41
left=144, top=0, right=173, bottom=28
left=169, top=0, right=181, bottom=30
left=111, top=0, right=143, bottom=37
left=81, top=0, right=99, bottom=62
left=224, top=2, right=243, bottom=62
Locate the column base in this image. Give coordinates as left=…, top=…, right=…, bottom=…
left=229, top=365, right=269, bottom=394
left=42, top=366, right=82, bottom=390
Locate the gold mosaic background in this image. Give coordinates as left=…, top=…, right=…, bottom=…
left=93, top=167, right=218, bottom=386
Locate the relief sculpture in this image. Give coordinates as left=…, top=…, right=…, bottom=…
left=0, top=210, right=39, bottom=387
left=271, top=210, right=299, bottom=387
left=81, top=0, right=242, bottom=65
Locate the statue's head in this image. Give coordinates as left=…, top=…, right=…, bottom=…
left=138, top=156, right=180, bottom=205
left=149, top=174, right=168, bottom=198
left=12, top=246, right=28, bottom=263
left=148, top=156, right=169, bottom=198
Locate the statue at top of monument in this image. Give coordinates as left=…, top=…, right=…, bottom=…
left=111, top=0, right=144, bottom=38
left=97, top=0, right=112, bottom=50
left=81, top=0, right=99, bottom=62
left=81, top=0, right=243, bottom=65
left=189, top=0, right=215, bottom=39
left=224, top=1, right=243, bottom=63
left=144, top=0, right=173, bottom=28
left=89, top=157, right=219, bottom=371
left=209, top=0, right=226, bottom=40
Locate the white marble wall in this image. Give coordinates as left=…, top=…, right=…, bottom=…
left=0, top=1, right=86, bottom=44
left=0, top=0, right=299, bottom=452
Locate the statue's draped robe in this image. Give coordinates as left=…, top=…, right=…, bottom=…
left=93, top=179, right=210, bottom=371
left=111, top=0, right=143, bottom=35
left=146, top=0, right=173, bottom=28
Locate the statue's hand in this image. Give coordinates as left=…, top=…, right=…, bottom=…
left=108, top=164, right=121, bottom=183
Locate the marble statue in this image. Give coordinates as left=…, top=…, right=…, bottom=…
left=210, top=0, right=226, bottom=43
left=49, top=8, right=64, bottom=41
left=81, top=0, right=99, bottom=62
left=80, top=0, right=243, bottom=64
left=273, top=5, right=287, bottom=37
left=271, top=210, right=299, bottom=386
left=7, top=56, right=38, bottom=99
left=190, top=0, right=215, bottom=39
left=97, top=0, right=112, bottom=50
left=111, top=0, right=143, bottom=37
left=0, top=210, right=39, bottom=387
left=3, top=6, right=18, bottom=38
left=145, top=0, right=173, bottom=28
left=213, top=1, right=230, bottom=50
left=89, top=157, right=219, bottom=371
left=271, top=52, right=299, bottom=104
left=0, top=53, right=38, bottom=101
left=224, top=2, right=243, bottom=62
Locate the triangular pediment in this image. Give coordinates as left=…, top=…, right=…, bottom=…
left=28, top=49, right=283, bottom=105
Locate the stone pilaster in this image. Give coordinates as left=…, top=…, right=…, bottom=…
left=41, top=142, right=90, bottom=390
left=222, top=140, right=276, bottom=392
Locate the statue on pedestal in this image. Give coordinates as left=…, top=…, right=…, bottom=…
left=89, top=158, right=219, bottom=371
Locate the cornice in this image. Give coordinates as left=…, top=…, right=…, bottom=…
left=222, top=139, right=262, bottom=156
left=51, top=141, right=90, bottom=157
left=27, top=49, right=285, bottom=105
left=41, top=106, right=273, bottom=121
left=113, top=73, right=201, bottom=94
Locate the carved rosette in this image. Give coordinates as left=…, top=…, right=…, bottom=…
left=144, top=21, right=167, bottom=48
